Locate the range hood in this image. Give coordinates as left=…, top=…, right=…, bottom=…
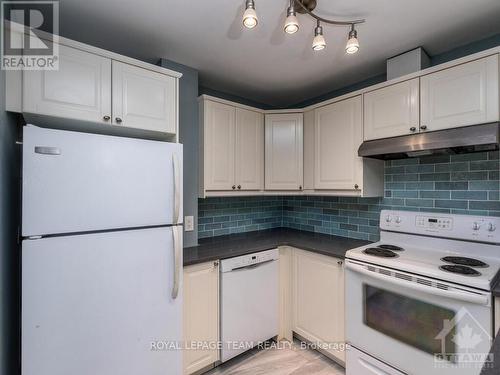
left=358, top=123, right=500, bottom=160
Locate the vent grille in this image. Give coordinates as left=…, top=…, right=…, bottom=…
left=395, top=273, right=412, bottom=281
left=362, top=264, right=455, bottom=294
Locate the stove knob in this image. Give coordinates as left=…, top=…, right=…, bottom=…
left=472, top=222, right=481, bottom=231
left=488, top=223, right=496, bottom=232
left=395, top=216, right=402, bottom=224
left=385, top=215, right=392, bottom=223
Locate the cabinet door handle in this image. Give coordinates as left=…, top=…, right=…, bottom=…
left=232, top=185, right=236, bottom=190
left=103, top=115, right=111, bottom=121
left=299, top=185, right=302, bottom=190
left=115, top=117, right=123, bottom=124
left=354, top=184, right=359, bottom=189
left=213, top=261, right=219, bottom=267
left=420, top=125, right=428, bottom=130
left=337, top=260, right=343, bottom=266
left=410, top=127, right=416, bottom=132
left=237, top=185, right=241, bottom=190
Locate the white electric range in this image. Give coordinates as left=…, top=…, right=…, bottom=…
left=345, top=210, right=500, bottom=375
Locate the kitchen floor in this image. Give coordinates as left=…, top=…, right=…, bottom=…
left=206, top=340, right=345, bottom=375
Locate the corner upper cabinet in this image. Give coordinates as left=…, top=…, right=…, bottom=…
left=265, top=113, right=303, bottom=191
left=313, top=96, right=383, bottom=196
left=199, top=98, right=264, bottom=195
left=183, top=261, right=219, bottom=375
left=363, top=78, right=419, bottom=141
left=112, top=61, right=177, bottom=133
left=23, top=44, right=112, bottom=123
left=420, top=55, right=499, bottom=132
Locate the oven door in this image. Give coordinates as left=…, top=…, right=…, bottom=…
left=345, top=260, right=493, bottom=375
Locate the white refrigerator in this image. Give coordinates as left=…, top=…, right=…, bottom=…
left=21, top=125, right=183, bottom=375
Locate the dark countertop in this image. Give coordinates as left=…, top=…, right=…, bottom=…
left=183, top=228, right=371, bottom=266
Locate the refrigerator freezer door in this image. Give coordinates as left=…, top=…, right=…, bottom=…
left=22, top=226, right=183, bottom=375
left=22, top=125, right=183, bottom=236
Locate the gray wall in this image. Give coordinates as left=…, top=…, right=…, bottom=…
left=159, top=59, right=200, bottom=247
left=0, top=71, right=21, bottom=375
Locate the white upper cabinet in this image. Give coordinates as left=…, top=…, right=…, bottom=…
left=202, top=100, right=236, bottom=191
left=235, top=108, right=264, bottom=191
left=199, top=99, right=264, bottom=194
left=314, top=96, right=363, bottom=191
left=112, top=61, right=177, bottom=133
left=363, top=78, right=419, bottom=140
left=23, top=44, right=112, bottom=123
left=265, top=114, right=303, bottom=191
left=420, top=55, right=499, bottom=132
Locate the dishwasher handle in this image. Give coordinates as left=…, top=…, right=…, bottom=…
left=226, top=259, right=277, bottom=273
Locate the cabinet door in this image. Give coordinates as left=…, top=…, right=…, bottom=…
left=23, top=44, right=111, bottom=123
left=112, top=61, right=177, bottom=134
left=421, top=55, right=499, bottom=132
left=292, top=250, right=345, bottom=363
left=314, top=96, right=363, bottom=191
left=363, top=78, right=419, bottom=140
left=265, top=114, right=303, bottom=190
left=183, top=261, right=219, bottom=375
left=204, top=101, right=236, bottom=190
left=235, top=108, right=264, bottom=191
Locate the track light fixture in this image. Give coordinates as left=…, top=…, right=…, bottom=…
left=242, top=0, right=258, bottom=29
left=345, top=24, right=360, bottom=54
left=312, top=20, right=326, bottom=51
left=284, top=0, right=299, bottom=34
left=241, top=0, right=365, bottom=54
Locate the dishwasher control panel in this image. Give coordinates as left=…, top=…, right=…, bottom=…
left=220, top=248, right=279, bottom=272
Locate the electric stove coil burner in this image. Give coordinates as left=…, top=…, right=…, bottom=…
left=439, top=265, right=481, bottom=276
left=441, top=256, right=489, bottom=268
left=378, top=244, right=404, bottom=251
left=363, top=247, right=398, bottom=258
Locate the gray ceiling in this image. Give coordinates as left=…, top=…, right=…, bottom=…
left=58, top=0, right=500, bottom=107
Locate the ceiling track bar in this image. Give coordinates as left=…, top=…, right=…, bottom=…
left=293, top=0, right=365, bottom=26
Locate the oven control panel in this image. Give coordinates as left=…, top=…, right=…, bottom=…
left=416, top=215, right=453, bottom=230
left=380, top=210, right=500, bottom=243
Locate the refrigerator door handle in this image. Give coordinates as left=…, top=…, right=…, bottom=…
left=171, top=226, right=181, bottom=299
left=172, top=153, right=180, bottom=224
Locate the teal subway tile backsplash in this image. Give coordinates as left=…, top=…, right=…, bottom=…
left=198, top=151, right=500, bottom=241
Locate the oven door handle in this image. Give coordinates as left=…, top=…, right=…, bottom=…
left=345, top=262, right=490, bottom=306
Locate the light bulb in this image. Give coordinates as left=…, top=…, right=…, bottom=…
left=284, top=14, right=299, bottom=34
left=312, top=22, right=325, bottom=51
left=345, top=27, right=359, bottom=54
left=242, top=0, right=258, bottom=29
left=243, top=8, right=258, bottom=28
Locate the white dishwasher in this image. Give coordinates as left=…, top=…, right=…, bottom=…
left=220, top=248, right=279, bottom=363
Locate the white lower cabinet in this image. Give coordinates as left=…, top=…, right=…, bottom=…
left=183, top=261, right=219, bottom=375
left=292, top=249, right=345, bottom=364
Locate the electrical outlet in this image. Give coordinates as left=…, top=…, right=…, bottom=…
left=184, top=216, right=194, bottom=231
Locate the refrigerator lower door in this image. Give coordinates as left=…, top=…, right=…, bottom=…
left=22, top=125, right=183, bottom=237
left=22, top=226, right=183, bottom=375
